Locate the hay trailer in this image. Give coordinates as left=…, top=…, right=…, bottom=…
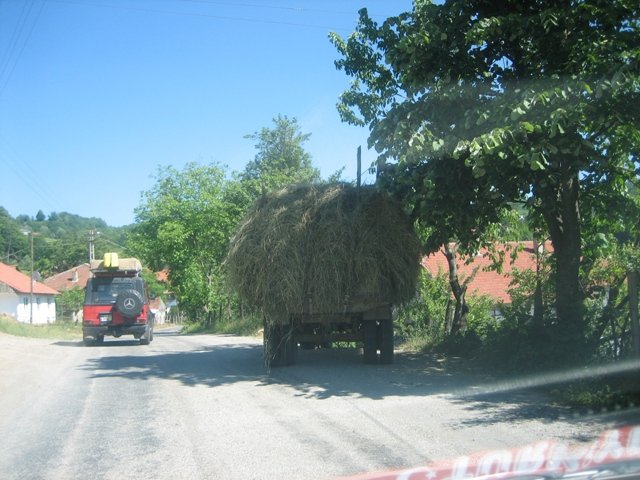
left=266, top=299, right=394, bottom=366
left=226, top=183, right=421, bottom=367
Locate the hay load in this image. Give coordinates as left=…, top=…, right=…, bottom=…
left=225, top=183, right=421, bottom=365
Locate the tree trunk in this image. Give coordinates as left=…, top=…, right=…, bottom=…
left=443, top=243, right=479, bottom=336
left=539, top=168, right=584, bottom=341
left=445, top=298, right=454, bottom=335
left=629, top=269, right=640, bottom=358
left=532, top=240, right=544, bottom=330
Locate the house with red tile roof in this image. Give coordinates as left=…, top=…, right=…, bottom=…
left=0, top=262, right=59, bottom=324
left=43, top=263, right=91, bottom=292
left=422, top=241, right=550, bottom=304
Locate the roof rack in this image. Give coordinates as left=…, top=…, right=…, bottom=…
left=90, top=253, right=142, bottom=277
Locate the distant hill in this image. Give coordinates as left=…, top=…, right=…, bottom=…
left=0, top=207, right=132, bottom=277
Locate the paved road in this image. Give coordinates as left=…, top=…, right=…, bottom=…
left=0, top=329, right=636, bottom=480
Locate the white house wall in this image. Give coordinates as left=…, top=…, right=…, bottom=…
left=0, top=292, right=20, bottom=320
left=16, top=295, right=56, bottom=324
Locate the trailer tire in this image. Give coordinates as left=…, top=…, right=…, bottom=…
left=378, top=319, right=394, bottom=364
left=265, top=323, right=297, bottom=367
left=283, top=329, right=297, bottom=365
left=363, top=320, right=378, bottom=364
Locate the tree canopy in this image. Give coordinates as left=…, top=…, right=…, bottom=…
left=129, top=163, right=239, bottom=318
left=242, top=114, right=321, bottom=196
left=129, top=116, right=324, bottom=320
left=331, top=0, right=639, bottom=343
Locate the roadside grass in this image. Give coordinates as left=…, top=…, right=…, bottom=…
left=181, top=315, right=262, bottom=337
left=0, top=315, right=82, bottom=340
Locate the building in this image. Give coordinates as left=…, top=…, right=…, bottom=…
left=422, top=241, right=551, bottom=314
left=43, top=263, right=91, bottom=292
left=0, top=262, right=58, bottom=324
left=43, top=263, right=91, bottom=323
left=150, top=296, right=167, bottom=324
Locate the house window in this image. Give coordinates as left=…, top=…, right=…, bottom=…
left=36, top=297, right=41, bottom=305
left=23, top=297, right=28, bottom=306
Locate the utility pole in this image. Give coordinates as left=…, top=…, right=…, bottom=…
left=20, top=228, right=35, bottom=324
left=29, top=232, right=34, bottom=324
left=87, top=229, right=98, bottom=262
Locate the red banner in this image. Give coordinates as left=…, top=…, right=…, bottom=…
left=342, top=425, right=640, bottom=480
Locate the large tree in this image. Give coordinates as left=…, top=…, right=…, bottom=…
left=331, top=0, right=639, bottom=343
left=242, top=114, right=320, bottom=196
left=129, top=163, right=242, bottom=319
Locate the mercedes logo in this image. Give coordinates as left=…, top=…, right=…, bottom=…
left=123, top=298, right=136, bottom=310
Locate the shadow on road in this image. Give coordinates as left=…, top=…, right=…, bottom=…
left=69, top=330, right=640, bottom=428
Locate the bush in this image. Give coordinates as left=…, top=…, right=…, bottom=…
left=395, top=269, right=450, bottom=349
left=395, top=269, right=500, bottom=356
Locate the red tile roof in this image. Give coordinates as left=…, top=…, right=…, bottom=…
left=422, top=241, right=551, bottom=303
left=43, top=263, right=91, bottom=291
left=0, top=262, right=59, bottom=295
left=156, top=269, right=169, bottom=283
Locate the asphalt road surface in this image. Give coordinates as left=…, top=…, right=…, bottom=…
left=0, top=328, right=637, bottom=480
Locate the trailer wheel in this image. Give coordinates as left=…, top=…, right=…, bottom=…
left=265, top=323, right=297, bottom=367
left=283, top=328, right=297, bottom=365
left=378, top=319, right=394, bottom=364
left=363, top=320, right=378, bottom=364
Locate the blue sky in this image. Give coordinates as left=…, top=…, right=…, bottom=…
left=0, top=0, right=412, bottom=227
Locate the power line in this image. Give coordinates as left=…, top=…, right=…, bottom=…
left=0, top=133, right=64, bottom=215
left=179, top=0, right=360, bottom=16
left=180, top=0, right=399, bottom=18
left=0, top=0, right=46, bottom=99
left=45, top=0, right=355, bottom=32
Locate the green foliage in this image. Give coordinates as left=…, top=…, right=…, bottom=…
left=141, top=269, right=166, bottom=301
left=130, top=162, right=241, bottom=320
left=0, top=207, right=129, bottom=277
left=242, top=115, right=321, bottom=197
left=129, top=116, right=329, bottom=327
left=396, top=269, right=499, bottom=355
left=332, top=0, right=640, bottom=343
left=56, top=287, right=85, bottom=323
left=0, top=207, right=29, bottom=264
left=395, top=269, right=450, bottom=348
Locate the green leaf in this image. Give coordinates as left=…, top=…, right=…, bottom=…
left=521, top=122, right=535, bottom=133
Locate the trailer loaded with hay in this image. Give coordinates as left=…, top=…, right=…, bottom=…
left=225, top=183, right=421, bottom=366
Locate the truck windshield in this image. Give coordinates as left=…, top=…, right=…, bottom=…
left=84, top=277, right=141, bottom=305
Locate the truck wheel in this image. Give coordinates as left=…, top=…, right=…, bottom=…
left=378, top=319, right=394, bottom=364
left=140, top=325, right=151, bottom=345
left=363, top=321, right=378, bottom=364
